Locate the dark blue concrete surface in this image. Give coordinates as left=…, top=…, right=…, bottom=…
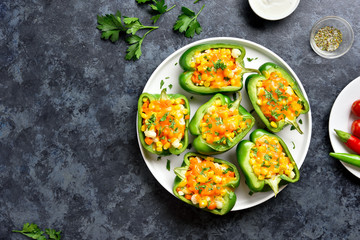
left=1, top=0, right=360, bottom=239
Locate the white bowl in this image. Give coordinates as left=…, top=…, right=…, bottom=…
left=248, top=0, right=300, bottom=21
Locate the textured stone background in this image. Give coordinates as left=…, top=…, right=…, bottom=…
left=1, top=0, right=360, bottom=239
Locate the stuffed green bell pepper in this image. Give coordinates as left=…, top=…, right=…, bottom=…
left=138, top=89, right=190, bottom=155
left=236, top=129, right=300, bottom=196
left=189, top=93, right=255, bottom=155
left=246, top=62, right=309, bottom=134
left=179, top=43, right=259, bottom=94
left=173, top=152, right=240, bottom=215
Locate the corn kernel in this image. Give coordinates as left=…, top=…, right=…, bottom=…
left=270, top=121, right=277, bottom=128
left=207, top=170, right=214, bottom=178
left=163, top=142, right=171, bottom=150
left=213, top=175, right=222, bottom=183
left=177, top=143, right=183, bottom=149
left=256, top=81, right=263, bottom=87
left=199, top=199, right=207, bottom=208
left=258, top=175, right=265, bottom=180
left=261, top=167, right=268, bottom=175
left=257, top=99, right=262, bottom=105
left=141, top=125, right=146, bottom=131
left=197, top=175, right=208, bottom=183
left=178, top=179, right=187, bottom=188
left=142, top=97, right=148, bottom=102
left=204, top=81, right=210, bottom=87
left=156, top=147, right=162, bottom=152
left=141, top=113, right=147, bottom=119
left=182, top=109, right=188, bottom=114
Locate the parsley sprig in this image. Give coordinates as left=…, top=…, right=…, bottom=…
left=136, top=0, right=176, bottom=24
left=13, top=223, right=61, bottom=240
left=173, top=5, right=205, bottom=38
left=150, top=0, right=176, bottom=23
left=97, top=10, right=158, bottom=60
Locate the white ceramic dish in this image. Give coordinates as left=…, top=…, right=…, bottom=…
left=329, top=76, right=360, bottom=178
left=137, top=37, right=312, bottom=210
left=248, top=0, right=300, bottom=21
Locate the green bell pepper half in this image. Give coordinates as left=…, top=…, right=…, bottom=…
left=189, top=93, right=255, bottom=155
left=245, top=62, right=310, bottom=134
left=236, top=129, right=300, bottom=196
left=173, top=152, right=240, bottom=215
left=179, top=43, right=259, bottom=94
left=137, top=89, right=190, bottom=156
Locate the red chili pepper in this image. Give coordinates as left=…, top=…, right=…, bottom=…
left=334, top=129, right=360, bottom=155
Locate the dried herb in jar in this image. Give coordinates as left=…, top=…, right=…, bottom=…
left=314, top=26, right=343, bottom=52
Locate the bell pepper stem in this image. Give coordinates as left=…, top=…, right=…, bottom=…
left=160, top=88, right=169, bottom=100
left=174, top=166, right=187, bottom=180
left=265, top=176, right=281, bottom=196
left=285, top=118, right=303, bottom=134
left=230, top=91, right=242, bottom=110
left=244, top=68, right=260, bottom=74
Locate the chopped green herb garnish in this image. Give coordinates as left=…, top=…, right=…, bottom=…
left=166, top=159, right=171, bottom=171
left=160, top=79, right=165, bottom=89
left=160, top=112, right=169, bottom=121
left=247, top=57, right=258, bottom=62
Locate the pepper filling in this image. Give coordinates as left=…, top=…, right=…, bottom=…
left=190, top=48, right=243, bottom=88
left=140, top=97, right=189, bottom=153
left=249, top=135, right=295, bottom=181
left=256, top=72, right=303, bottom=128
left=200, top=99, right=252, bottom=146
left=176, top=156, right=236, bottom=210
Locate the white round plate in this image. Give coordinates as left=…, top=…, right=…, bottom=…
left=329, top=76, right=360, bottom=178
left=137, top=37, right=312, bottom=210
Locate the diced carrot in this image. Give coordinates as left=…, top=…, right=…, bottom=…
left=144, top=137, right=153, bottom=145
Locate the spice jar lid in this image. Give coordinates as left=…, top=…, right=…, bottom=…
left=310, top=16, right=354, bottom=59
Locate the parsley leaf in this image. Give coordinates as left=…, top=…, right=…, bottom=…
left=160, top=79, right=165, bottom=89
left=173, top=5, right=205, bottom=38
left=247, top=57, right=258, bottom=62
left=136, top=0, right=152, bottom=3
left=125, top=25, right=158, bottom=60
left=13, top=223, right=61, bottom=240
left=97, top=11, right=126, bottom=42
left=150, top=0, right=176, bottom=24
